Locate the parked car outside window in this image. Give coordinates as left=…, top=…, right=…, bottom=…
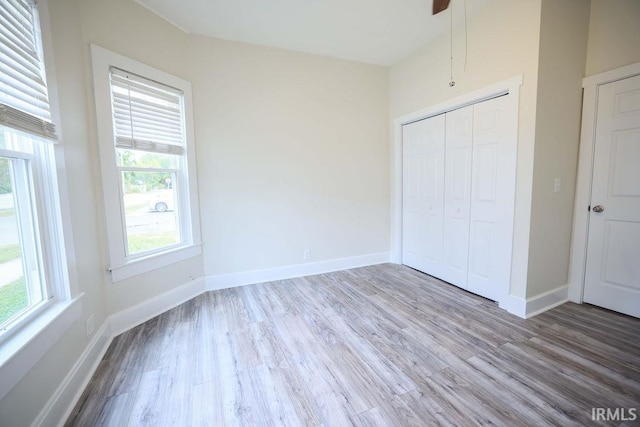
left=148, top=189, right=175, bottom=212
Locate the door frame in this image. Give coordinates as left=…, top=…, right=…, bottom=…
left=391, top=75, right=522, bottom=307
left=568, top=61, right=640, bottom=304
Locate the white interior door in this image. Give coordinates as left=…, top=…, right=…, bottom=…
left=441, top=106, right=473, bottom=287
left=583, top=74, right=640, bottom=318
left=402, top=115, right=445, bottom=276
left=467, top=96, right=517, bottom=302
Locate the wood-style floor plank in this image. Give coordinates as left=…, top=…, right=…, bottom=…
left=65, top=264, right=640, bottom=426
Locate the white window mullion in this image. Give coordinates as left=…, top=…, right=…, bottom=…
left=115, top=137, right=184, bottom=156
left=30, top=140, right=65, bottom=300
left=11, top=157, right=45, bottom=304
left=118, top=166, right=180, bottom=174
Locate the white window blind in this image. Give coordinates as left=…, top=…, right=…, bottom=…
left=0, top=0, right=57, bottom=140
left=109, top=67, right=185, bottom=155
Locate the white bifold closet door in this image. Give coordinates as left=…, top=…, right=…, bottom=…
left=441, top=105, right=473, bottom=287
left=402, top=95, right=516, bottom=303
left=466, top=96, right=517, bottom=302
left=402, top=114, right=445, bottom=277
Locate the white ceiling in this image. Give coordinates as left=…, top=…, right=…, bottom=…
left=135, top=0, right=487, bottom=66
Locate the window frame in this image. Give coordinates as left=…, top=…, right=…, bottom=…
left=90, top=45, right=202, bottom=282
left=0, top=133, right=71, bottom=336
left=0, top=146, right=48, bottom=329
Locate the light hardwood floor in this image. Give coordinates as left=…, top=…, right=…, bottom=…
left=66, top=264, right=640, bottom=426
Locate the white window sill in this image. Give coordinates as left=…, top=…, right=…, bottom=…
left=0, top=295, right=83, bottom=401
left=109, top=243, right=202, bottom=282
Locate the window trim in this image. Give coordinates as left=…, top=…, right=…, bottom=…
left=90, top=44, right=202, bottom=282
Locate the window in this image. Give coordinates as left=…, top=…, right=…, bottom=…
left=0, top=0, right=71, bottom=336
left=91, top=45, right=201, bottom=281
left=0, top=0, right=80, bottom=398
left=111, top=68, right=185, bottom=257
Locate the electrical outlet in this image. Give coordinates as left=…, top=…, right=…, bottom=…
left=554, top=178, right=561, bottom=193
left=303, top=249, right=310, bottom=260
left=85, top=314, right=95, bottom=339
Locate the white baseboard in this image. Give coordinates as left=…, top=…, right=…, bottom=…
left=567, top=280, right=583, bottom=304
left=502, top=285, right=569, bottom=319
left=206, top=252, right=391, bottom=291
left=33, top=321, right=111, bottom=427
left=501, top=295, right=527, bottom=319
left=109, top=277, right=206, bottom=337
left=525, top=285, right=569, bottom=318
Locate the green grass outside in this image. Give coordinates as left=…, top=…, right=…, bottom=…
left=0, top=277, right=27, bottom=325
left=125, top=202, right=149, bottom=215
left=0, top=244, right=21, bottom=264
left=0, top=208, right=15, bottom=218
left=128, top=232, right=178, bottom=254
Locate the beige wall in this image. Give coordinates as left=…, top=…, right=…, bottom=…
left=189, top=36, right=389, bottom=275
left=0, top=0, right=389, bottom=423
left=390, top=0, right=543, bottom=298
left=527, top=0, right=590, bottom=298
left=390, top=0, right=541, bottom=119
left=585, top=0, right=640, bottom=76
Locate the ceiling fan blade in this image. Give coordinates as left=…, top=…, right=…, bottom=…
left=433, top=0, right=451, bottom=15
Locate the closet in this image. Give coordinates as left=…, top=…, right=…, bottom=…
left=402, top=94, right=517, bottom=302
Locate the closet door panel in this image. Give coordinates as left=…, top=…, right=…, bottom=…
left=402, top=115, right=445, bottom=275
left=442, top=106, right=473, bottom=287
left=467, top=96, right=517, bottom=302
left=403, top=155, right=428, bottom=268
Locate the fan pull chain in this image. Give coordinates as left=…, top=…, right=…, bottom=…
left=463, top=0, right=468, bottom=72
left=449, top=1, right=455, bottom=87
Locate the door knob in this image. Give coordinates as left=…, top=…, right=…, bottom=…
left=593, top=205, right=604, bottom=213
